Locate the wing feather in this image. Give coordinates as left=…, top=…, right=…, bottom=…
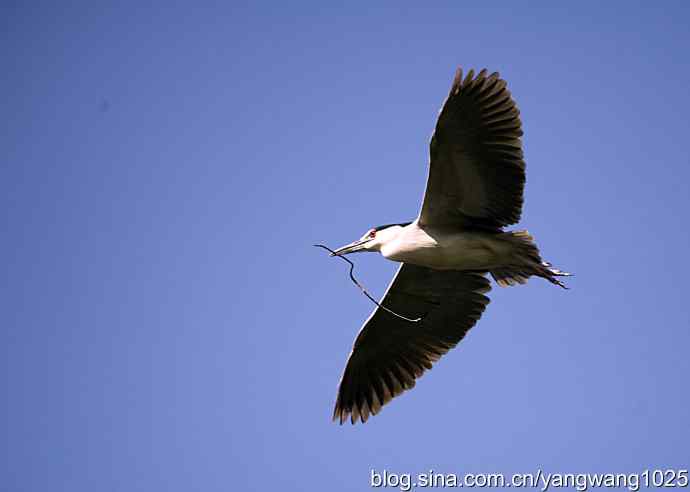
left=419, top=67, right=526, bottom=229
left=333, top=264, right=491, bottom=424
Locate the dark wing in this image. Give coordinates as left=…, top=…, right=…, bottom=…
left=333, top=264, right=491, bottom=424
left=419, top=68, right=526, bottom=230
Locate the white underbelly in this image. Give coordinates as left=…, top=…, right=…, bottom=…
left=380, top=225, right=505, bottom=270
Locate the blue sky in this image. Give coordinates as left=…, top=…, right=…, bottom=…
left=3, top=2, right=689, bottom=491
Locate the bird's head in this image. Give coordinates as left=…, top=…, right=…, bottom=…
left=331, top=222, right=410, bottom=256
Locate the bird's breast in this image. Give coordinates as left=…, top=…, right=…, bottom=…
left=381, top=233, right=438, bottom=266
left=381, top=225, right=504, bottom=271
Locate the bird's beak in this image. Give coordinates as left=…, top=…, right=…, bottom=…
left=330, top=238, right=370, bottom=256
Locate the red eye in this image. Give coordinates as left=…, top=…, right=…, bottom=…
left=369, top=230, right=376, bottom=238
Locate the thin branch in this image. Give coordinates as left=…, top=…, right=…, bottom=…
left=313, top=244, right=422, bottom=323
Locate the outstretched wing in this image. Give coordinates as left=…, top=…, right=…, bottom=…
left=419, top=68, right=526, bottom=230
left=333, top=264, right=491, bottom=424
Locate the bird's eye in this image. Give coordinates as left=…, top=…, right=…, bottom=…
left=368, top=230, right=376, bottom=238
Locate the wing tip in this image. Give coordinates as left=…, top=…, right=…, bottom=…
left=451, top=67, right=463, bottom=94
left=451, top=66, right=497, bottom=94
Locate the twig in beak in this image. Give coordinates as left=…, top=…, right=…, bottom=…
left=313, top=244, right=423, bottom=323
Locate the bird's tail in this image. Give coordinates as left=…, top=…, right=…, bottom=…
left=490, top=230, right=571, bottom=289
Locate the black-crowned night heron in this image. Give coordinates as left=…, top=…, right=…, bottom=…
left=325, top=67, right=570, bottom=425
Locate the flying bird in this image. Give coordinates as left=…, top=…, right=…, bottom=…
left=326, top=67, right=570, bottom=425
